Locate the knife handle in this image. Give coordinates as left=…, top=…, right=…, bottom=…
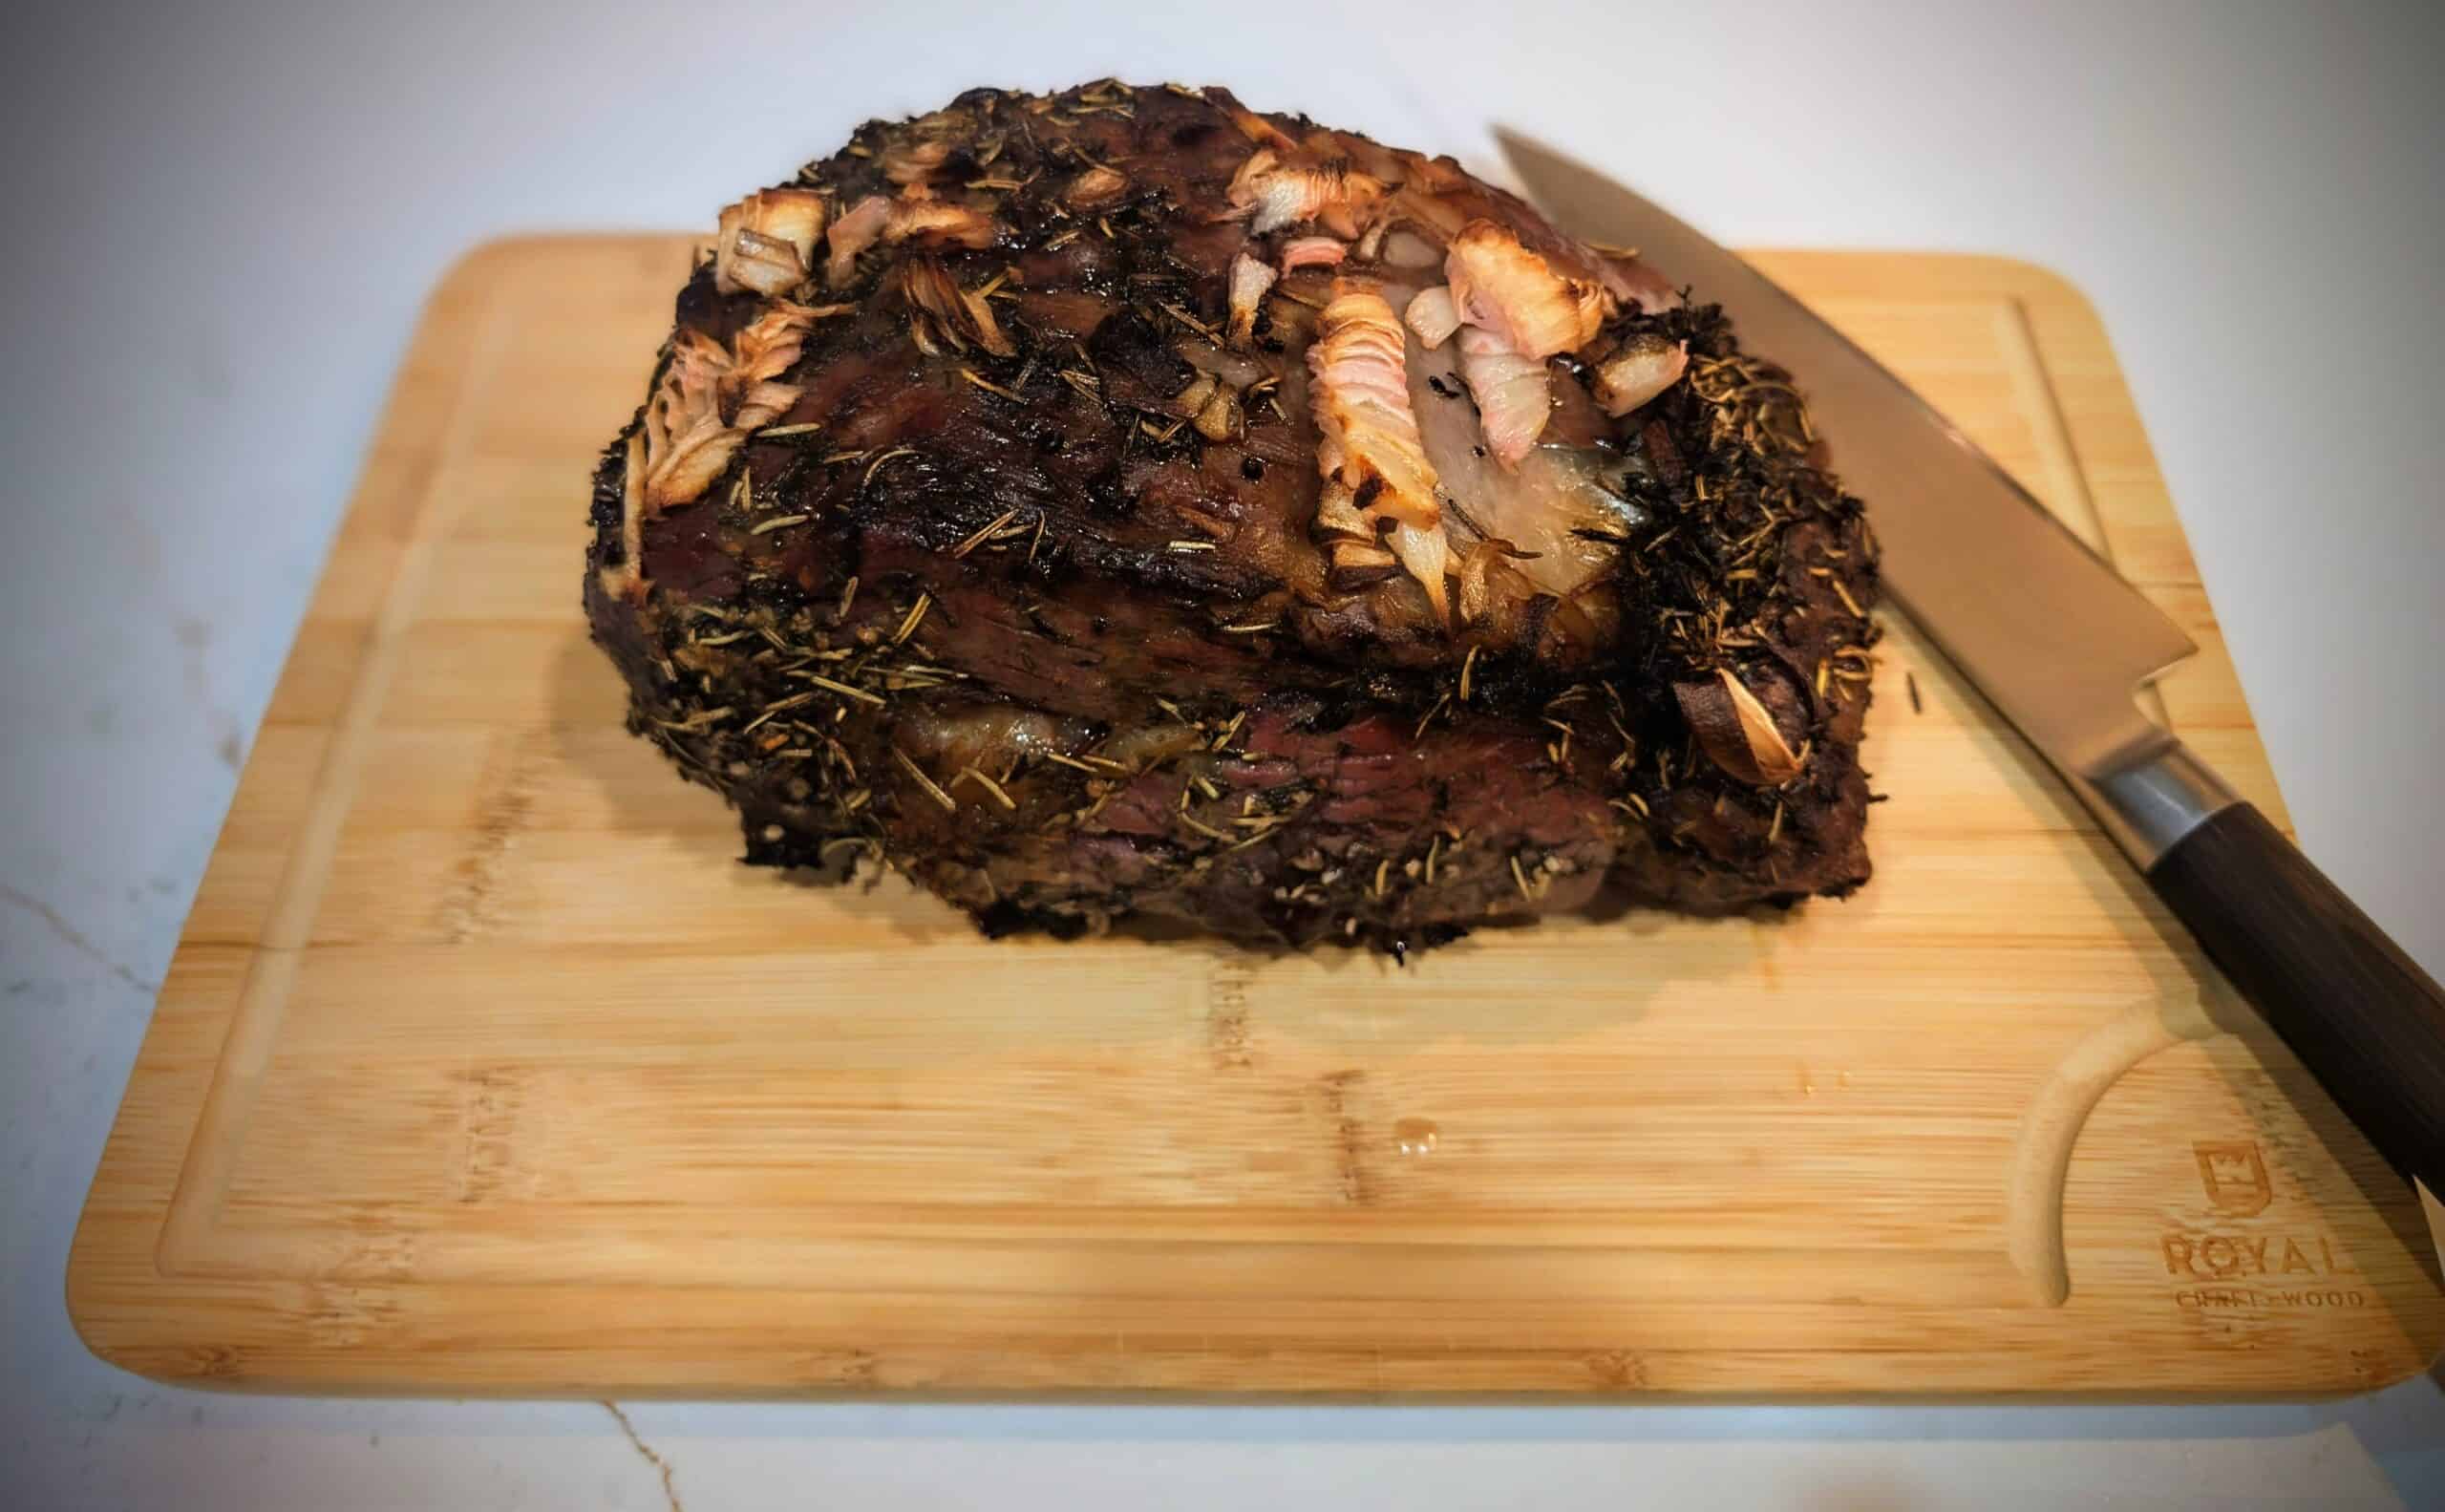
left=2146, top=798, right=2445, bottom=1192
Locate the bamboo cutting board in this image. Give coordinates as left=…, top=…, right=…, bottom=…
left=68, top=236, right=2444, bottom=1397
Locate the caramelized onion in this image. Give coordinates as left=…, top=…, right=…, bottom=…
left=714, top=188, right=826, bottom=296
left=640, top=304, right=819, bottom=510
left=1280, top=236, right=1347, bottom=271
left=1593, top=334, right=1689, bottom=415
left=1309, top=288, right=1440, bottom=525
left=1596, top=252, right=1682, bottom=315
left=884, top=198, right=997, bottom=249
left=1228, top=149, right=1386, bottom=237
left=896, top=258, right=1016, bottom=357
left=882, top=137, right=951, bottom=185
left=1381, top=229, right=1442, bottom=268
left=1403, top=286, right=1461, bottom=349
left=1446, top=220, right=1609, bottom=359
left=1456, top=327, right=1550, bottom=467
left=825, top=195, right=892, bottom=287
left=1453, top=537, right=1520, bottom=627
left=1220, top=97, right=1299, bottom=152
left=1381, top=519, right=1452, bottom=620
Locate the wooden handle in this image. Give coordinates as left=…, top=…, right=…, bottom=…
left=2147, top=802, right=2445, bottom=1191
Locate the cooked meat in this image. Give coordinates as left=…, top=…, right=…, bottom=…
left=584, top=80, right=1881, bottom=952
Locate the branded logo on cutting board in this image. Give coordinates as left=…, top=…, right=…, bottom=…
left=2192, top=1139, right=2272, bottom=1216
left=2160, top=1231, right=2341, bottom=1279
left=2159, top=1139, right=2364, bottom=1310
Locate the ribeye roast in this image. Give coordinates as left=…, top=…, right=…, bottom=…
left=585, top=81, right=1880, bottom=953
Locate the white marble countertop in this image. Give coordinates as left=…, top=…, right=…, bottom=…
left=6, top=1, right=2441, bottom=1505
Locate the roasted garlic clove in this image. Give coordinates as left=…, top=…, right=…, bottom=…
left=1312, top=481, right=1372, bottom=541
left=1676, top=668, right=1805, bottom=785
left=1225, top=253, right=1276, bottom=349
left=1065, top=165, right=1127, bottom=208
left=1192, top=387, right=1243, bottom=442
left=1326, top=539, right=1403, bottom=588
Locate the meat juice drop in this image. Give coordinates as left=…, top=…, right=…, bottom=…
left=1393, top=1118, right=1440, bottom=1156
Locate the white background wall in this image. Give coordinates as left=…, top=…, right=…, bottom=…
left=4, top=1, right=2440, bottom=1506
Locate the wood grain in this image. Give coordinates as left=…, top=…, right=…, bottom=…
left=66, top=236, right=2444, bottom=1398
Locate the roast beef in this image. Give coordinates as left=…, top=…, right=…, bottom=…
left=583, top=81, right=1881, bottom=952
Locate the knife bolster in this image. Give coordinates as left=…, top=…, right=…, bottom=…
left=2081, top=740, right=2240, bottom=867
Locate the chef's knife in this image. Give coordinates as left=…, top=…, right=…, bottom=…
left=1499, top=130, right=2445, bottom=1195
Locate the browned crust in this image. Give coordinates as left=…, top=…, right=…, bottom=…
left=583, top=81, right=1880, bottom=950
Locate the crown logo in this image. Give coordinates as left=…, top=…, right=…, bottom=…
left=2193, top=1140, right=2272, bottom=1217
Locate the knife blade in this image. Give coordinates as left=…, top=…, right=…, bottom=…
left=1499, top=128, right=2192, bottom=794
left=1499, top=128, right=2445, bottom=1197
